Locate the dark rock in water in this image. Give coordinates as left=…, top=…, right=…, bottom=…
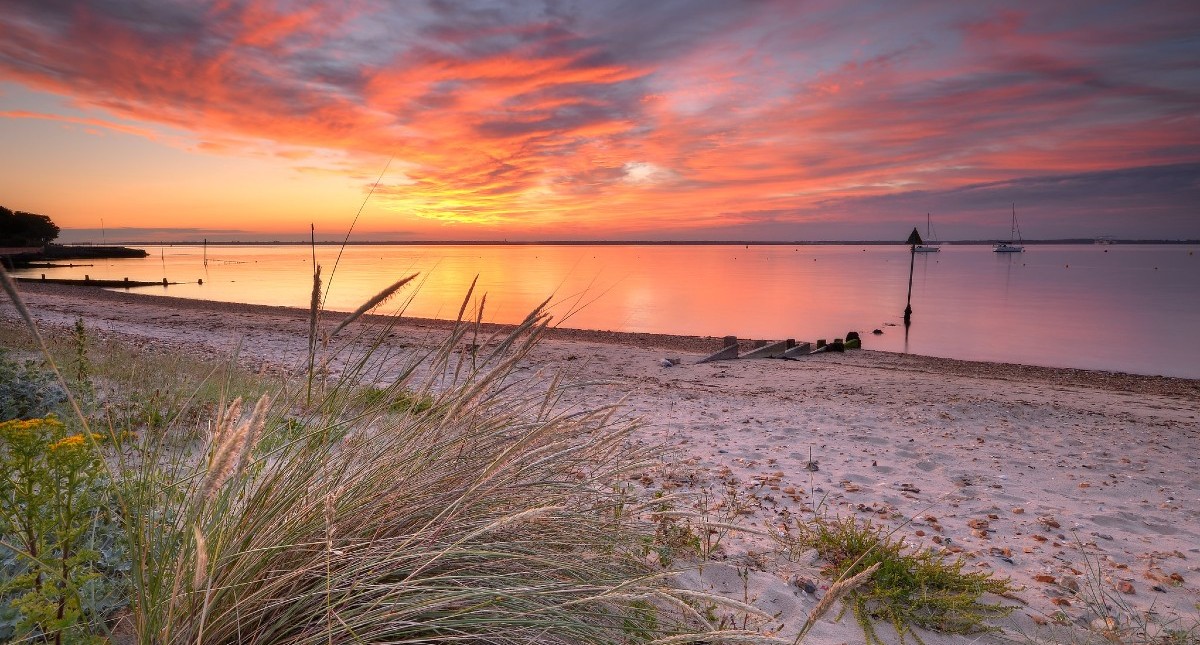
left=872, top=329, right=883, bottom=335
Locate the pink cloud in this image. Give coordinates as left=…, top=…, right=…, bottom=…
left=0, top=1, right=1197, bottom=238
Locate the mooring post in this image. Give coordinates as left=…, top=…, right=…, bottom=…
left=904, top=227, right=922, bottom=325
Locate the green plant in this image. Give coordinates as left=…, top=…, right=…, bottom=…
left=71, top=317, right=93, bottom=401
left=0, top=415, right=115, bottom=643
left=778, top=515, right=1013, bottom=644
left=649, top=492, right=703, bottom=567
left=0, top=350, right=66, bottom=422
left=355, top=383, right=436, bottom=415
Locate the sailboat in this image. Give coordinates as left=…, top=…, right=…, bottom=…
left=914, top=213, right=940, bottom=252
left=993, top=204, right=1025, bottom=253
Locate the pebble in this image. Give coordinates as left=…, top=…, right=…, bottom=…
left=1038, top=516, right=1061, bottom=529
left=793, top=577, right=818, bottom=594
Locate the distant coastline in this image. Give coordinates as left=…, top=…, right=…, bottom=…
left=53, top=238, right=1200, bottom=247
left=0, top=244, right=149, bottom=267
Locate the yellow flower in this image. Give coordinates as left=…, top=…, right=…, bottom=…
left=50, top=434, right=86, bottom=451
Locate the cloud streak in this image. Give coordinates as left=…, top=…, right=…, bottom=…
left=1, top=0, right=1198, bottom=238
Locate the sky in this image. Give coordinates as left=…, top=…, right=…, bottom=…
left=1, top=0, right=1198, bottom=242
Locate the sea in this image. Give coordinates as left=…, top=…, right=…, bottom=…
left=13, top=243, right=1200, bottom=379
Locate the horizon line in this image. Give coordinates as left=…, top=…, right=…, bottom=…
left=52, top=238, right=1200, bottom=246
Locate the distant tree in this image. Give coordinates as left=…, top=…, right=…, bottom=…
left=0, top=206, right=60, bottom=247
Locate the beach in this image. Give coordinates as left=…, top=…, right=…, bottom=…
left=4, top=281, right=1199, bottom=643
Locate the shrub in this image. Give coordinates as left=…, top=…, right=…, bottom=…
left=778, top=515, right=1013, bottom=644
left=0, top=350, right=66, bottom=422
left=0, top=415, right=121, bottom=643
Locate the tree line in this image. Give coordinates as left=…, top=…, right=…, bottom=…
left=0, top=206, right=60, bottom=247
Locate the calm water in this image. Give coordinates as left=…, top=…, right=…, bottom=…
left=15, top=244, right=1200, bottom=378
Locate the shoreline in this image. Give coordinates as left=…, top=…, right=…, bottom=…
left=9, top=281, right=1200, bottom=398
left=4, top=279, right=1200, bottom=643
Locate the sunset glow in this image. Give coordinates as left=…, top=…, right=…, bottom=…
left=1, top=1, right=1197, bottom=241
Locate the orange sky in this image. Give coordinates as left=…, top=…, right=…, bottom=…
left=1, top=1, right=1198, bottom=241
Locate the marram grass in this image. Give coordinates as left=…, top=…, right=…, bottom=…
left=120, top=311, right=697, bottom=643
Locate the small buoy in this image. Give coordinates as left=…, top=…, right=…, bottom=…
left=872, top=329, right=883, bottom=335
left=198, top=279, right=203, bottom=285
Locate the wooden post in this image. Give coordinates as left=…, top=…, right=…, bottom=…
left=904, top=227, right=922, bottom=325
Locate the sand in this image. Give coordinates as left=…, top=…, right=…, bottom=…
left=4, top=282, right=1199, bottom=644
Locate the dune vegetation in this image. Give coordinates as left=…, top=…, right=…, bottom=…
left=0, top=265, right=1030, bottom=644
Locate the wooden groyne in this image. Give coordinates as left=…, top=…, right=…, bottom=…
left=15, top=276, right=188, bottom=288
left=696, top=332, right=861, bottom=363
